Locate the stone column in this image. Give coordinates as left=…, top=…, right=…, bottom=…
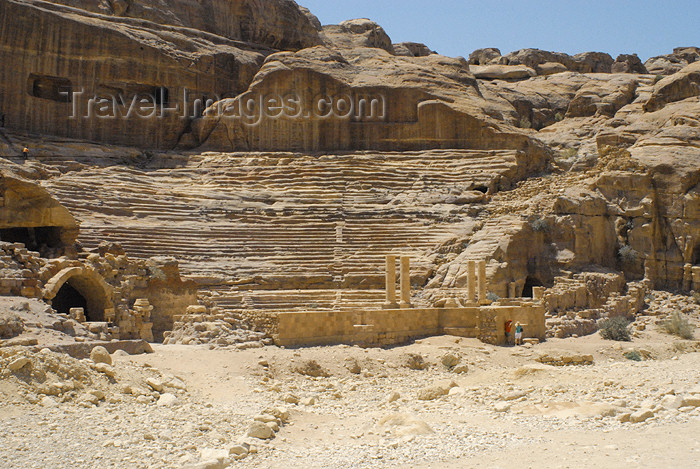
left=383, top=255, right=398, bottom=309
left=467, top=260, right=476, bottom=304
left=533, top=286, right=545, bottom=301
left=508, top=282, right=517, bottom=299
left=478, top=260, right=488, bottom=304
left=683, top=263, right=692, bottom=292
left=400, top=256, right=411, bottom=308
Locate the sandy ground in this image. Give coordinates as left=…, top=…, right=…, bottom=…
left=2, top=323, right=700, bottom=469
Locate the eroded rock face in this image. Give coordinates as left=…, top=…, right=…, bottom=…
left=42, top=0, right=322, bottom=50
left=0, top=170, right=78, bottom=250
left=611, top=54, right=648, bottom=74
left=0, top=0, right=320, bottom=149
left=322, top=18, right=394, bottom=53
left=645, top=47, right=699, bottom=76
left=393, top=42, right=434, bottom=58
left=193, top=46, right=549, bottom=169
left=643, top=61, right=700, bottom=112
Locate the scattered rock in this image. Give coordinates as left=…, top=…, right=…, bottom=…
left=417, top=380, right=457, bottom=400
left=494, top=401, right=512, bottom=413
left=400, top=353, right=428, bottom=370
left=146, top=377, right=164, bottom=392
left=246, top=422, right=274, bottom=440
left=90, top=346, right=112, bottom=365
left=630, top=409, right=654, bottom=423
left=292, top=359, right=329, bottom=377
left=377, top=413, right=433, bottom=437
left=8, top=356, right=31, bottom=371
left=440, top=353, right=460, bottom=368
left=157, top=393, right=178, bottom=407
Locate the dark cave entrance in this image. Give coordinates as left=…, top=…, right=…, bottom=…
left=52, top=282, right=89, bottom=319
left=0, top=226, right=64, bottom=251
left=693, top=244, right=700, bottom=265
left=522, top=276, right=544, bottom=298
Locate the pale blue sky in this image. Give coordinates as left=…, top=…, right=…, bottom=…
left=298, top=1, right=698, bottom=61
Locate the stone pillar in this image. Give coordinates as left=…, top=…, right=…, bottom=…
left=508, top=282, right=517, bottom=299
left=467, top=260, right=476, bottom=304
left=693, top=266, right=700, bottom=292
left=478, top=260, right=488, bottom=304
left=683, top=263, right=692, bottom=292
left=383, top=255, right=398, bottom=309
left=533, top=287, right=545, bottom=301
left=400, top=256, right=411, bottom=308
left=643, top=258, right=656, bottom=289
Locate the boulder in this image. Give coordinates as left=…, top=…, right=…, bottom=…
left=440, top=353, right=460, bottom=368
left=393, top=42, right=434, bottom=57
left=468, top=47, right=502, bottom=65
left=611, top=54, right=648, bottom=74
left=322, top=18, right=394, bottom=53
left=572, top=51, right=615, bottom=73
left=246, top=422, right=274, bottom=439
left=90, top=346, right=112, bottom=365
left=400, top=353, right=428, bottom=370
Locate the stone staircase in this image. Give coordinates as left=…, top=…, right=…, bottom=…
left=36, top=149, right=526, bottom=321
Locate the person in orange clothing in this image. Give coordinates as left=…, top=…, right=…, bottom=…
left=504, top=319, right=513, bottom=345
left=22, top=147, right=29, bottom=159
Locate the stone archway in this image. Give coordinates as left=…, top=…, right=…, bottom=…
left=43, top=267, right=113, bottom=322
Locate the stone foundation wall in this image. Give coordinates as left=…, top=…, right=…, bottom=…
left=273, top=303, right=545, bottom=348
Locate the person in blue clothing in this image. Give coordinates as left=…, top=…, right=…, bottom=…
left=514, top=322, right=524, bottom=345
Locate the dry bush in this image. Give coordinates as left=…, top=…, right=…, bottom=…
left=661, top=311, right=695, bottom=340
left=599, top=316, right=631, bottom=341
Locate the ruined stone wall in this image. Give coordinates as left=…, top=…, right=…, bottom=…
left=273, top=304, right=545, bottom=348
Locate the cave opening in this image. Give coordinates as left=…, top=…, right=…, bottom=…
left=0, top=226, right=64, bottom=251
left=28, top=74, right=72, bottom=102
left=522, top=276, right=544, bottom=298
left=693, top=244, right=700, bottom=265
left=52, top=282, right=89, bottom=319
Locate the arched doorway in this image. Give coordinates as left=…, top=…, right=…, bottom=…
left=43, top=267, right=113, bottom=322
left=52, top=282, right=89, bottom=317
left=522, top=276, right=544, bottom=298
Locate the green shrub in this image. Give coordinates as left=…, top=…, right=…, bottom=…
left=661, top=311, right=695, bottom=340
left=554, top=112, right=565, bottom=122
left=618, top=245, right=638, bottom=264
left=530, top=218, right=549, bottom=232
left=486, top=292, right=500, bottom=302
left=518, top=116, right=532, bottom=129
left=624, top=350, right=642, bottom=361
left=599, top=316, right=631, bottom=341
